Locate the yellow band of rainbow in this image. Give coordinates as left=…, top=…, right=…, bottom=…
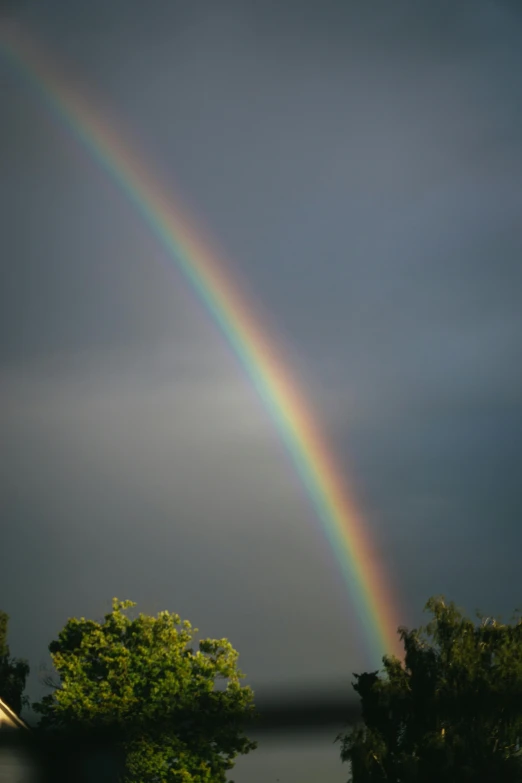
left=1, top=26, right=403, bottom=668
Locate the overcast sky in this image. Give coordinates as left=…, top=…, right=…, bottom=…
left=1, top=1, right=522, bottom=781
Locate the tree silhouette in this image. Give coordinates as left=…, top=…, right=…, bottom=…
left=338, top=596, right=522, bottom=782
left=0, top=610, right=30, bottom=715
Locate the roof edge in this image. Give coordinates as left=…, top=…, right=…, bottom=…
left=0, top=698, right=30, bottom=730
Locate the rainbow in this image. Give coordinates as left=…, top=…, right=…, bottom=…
left=0, top=25, right=403, bottom=667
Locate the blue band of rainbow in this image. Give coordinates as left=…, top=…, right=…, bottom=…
left=1, top=26, right=403, bottom=668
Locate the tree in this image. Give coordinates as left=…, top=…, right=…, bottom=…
left=33, top=599, right=257, bottom=782
left=338, top=596, right=522, bottom=783
left=0, top=610, right=30, bottom=715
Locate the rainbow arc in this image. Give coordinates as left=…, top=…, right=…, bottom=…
left=0, top=26, right=403, bottom=668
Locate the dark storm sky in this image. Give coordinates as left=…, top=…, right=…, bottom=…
left=1, top=1, right=522, bottom=781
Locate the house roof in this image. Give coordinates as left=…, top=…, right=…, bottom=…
left=0, top=698, right=29, bottom=730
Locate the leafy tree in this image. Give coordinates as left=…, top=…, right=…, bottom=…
left=0, top=610, right=30, bottom=715
left=33, top=599, right=257, bottom=782
left=338, top=596, right=522, bottom=783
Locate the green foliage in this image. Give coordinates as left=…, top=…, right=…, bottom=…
left=338, top=596, right=522, bottom=783
left=33, top=599, right=257, bottom=782
left=0, top=610, right=30, bottom=715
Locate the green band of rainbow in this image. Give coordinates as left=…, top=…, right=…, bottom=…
left=1, top=26, right=403, bottom=668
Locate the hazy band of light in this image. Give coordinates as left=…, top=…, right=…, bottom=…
left=0, top=26, right=403, bottom=668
